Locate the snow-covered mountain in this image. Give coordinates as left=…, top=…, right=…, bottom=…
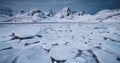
left=0, top=7, right=120, bottom=23
left=94, top=9, right=120, bottom=22
left=0, top=7, right=13, bottom=16
left=55, top=7, right=73, bottom=18
left=75, top=11, right=87, bottom=16
left=0, top=14, right=10, bottom=22
left=0, top=7, right=14, bottom=22
left=3, top=9, right=48, bottom=22
left=47, top=10, right=54, bottom=17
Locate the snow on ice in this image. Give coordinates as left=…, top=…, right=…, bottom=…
left=0, top=22, right=120, bottom=63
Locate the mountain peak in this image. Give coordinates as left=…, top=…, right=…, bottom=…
left=47, top=10, right=54, bottom=17
left=27, top=9, right=42, bottom=16
left=55, top=7, right=72, bottom=18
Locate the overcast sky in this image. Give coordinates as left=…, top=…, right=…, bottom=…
left=0, top=0, right=120, bottom=14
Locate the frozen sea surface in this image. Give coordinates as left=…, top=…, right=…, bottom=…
left=0, top=22, right=120, bottom=63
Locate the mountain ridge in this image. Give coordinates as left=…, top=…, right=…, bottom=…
left=0, top=7, right=120, bottom=23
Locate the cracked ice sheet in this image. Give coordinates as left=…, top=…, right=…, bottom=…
left=0, top=23, right=120, bottom=63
